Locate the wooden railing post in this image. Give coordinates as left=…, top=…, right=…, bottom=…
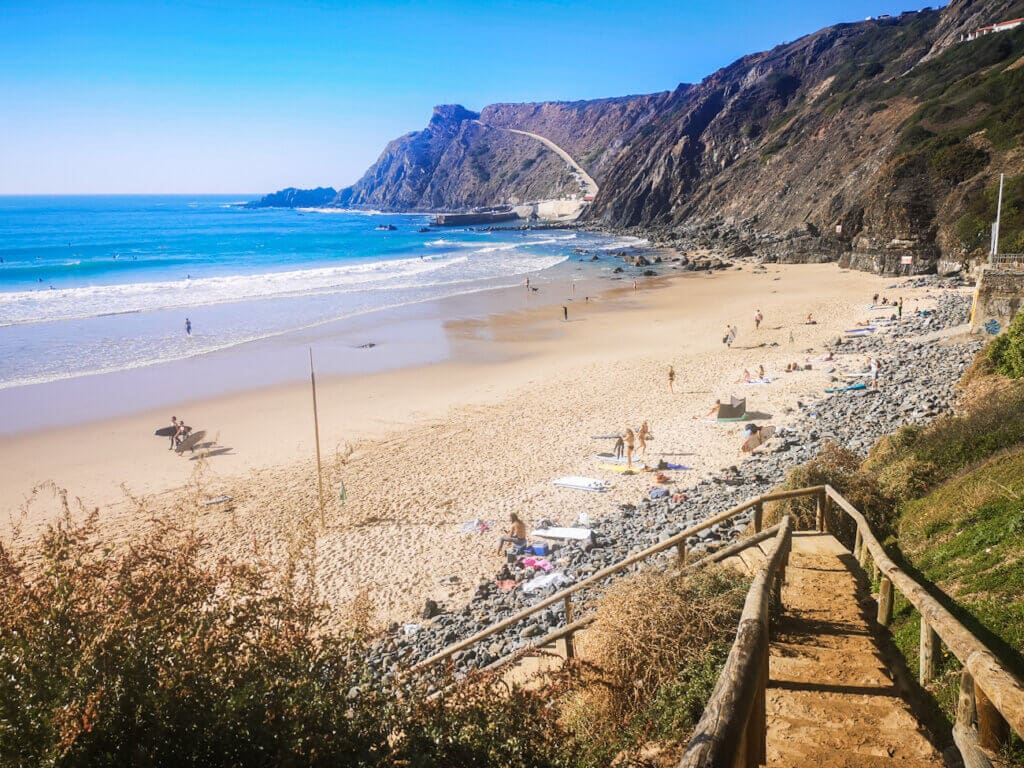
left=853, top=528, right=863, bottom=559
left=563, top=595, right=575, bottom=658
left=877, top=577, right=894, bottom=627
left=815, top=491, right=824, bottom=532
left=920, top=619, right=939, bottom=685
left=745, top=631, right=769, bottom=768
left=677, top=541, right=687, bottom=566
left=859, top=539, right=870, bottom=571
left=976, top=683, right=1011, bottom=753
left=754, top=501, right=763, bottom=533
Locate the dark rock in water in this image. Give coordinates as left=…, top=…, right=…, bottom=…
left=613, top=266, right=624, bottom=273
left=642, top=269, right=657, bottom=277
left=417, top=227, right=431, bottom=233
left=375, top=224, right=397, bottom=231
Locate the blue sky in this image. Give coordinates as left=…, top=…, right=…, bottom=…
left=0, top=0, right=938, bottom=194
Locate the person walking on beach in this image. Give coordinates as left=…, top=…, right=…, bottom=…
left=754, top=309, right=763, bottom=330
left=562, top=305, right=568, bottom=321
left=638, top=421, right=651, bottom=458
left=624, top=428, right=636, bottom=469
left=613, top=434, right=625, bottom=460
left=723, top=324, right=737, bottom=348
left=497, top=513, right=528, bottom=555
left=668, top=365, right=676, bottom=394
left=168, top=416, right=179, bottom=449
left=898, top=297, right=904, bottom=318
left=869, top=356, right=881, bottom=389
left=185, top=318, right=192, bottom=336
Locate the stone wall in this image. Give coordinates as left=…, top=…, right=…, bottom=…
left=970, top=268, right=1024, bottom=335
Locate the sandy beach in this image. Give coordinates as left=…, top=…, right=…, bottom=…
left=0, top=260, right=932, bottom=624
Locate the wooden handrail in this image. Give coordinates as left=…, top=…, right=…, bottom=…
left=681, top=483, right=1024, bottom=768
left=679, top=517, right=792, bottom=768
left=476, top=523, right=786, bottom=676
left=824, top=484, right=1024, bottom=763
left=414, top=488, right=824, bottom=671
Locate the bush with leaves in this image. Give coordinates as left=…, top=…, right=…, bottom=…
left=0, top=500, right=395, bottom=767
left=988, top=309, right=1024, bottom=379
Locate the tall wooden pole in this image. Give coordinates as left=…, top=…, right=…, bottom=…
left=309, top=348, right=325, bottom=525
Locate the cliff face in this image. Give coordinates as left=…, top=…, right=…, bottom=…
left=586, top=0, right=1024, bottom=273
left=333, top=105, right=583, bottom=210
left=251, top=96, right=671, bottom=212
left=251, top=0, right=1024, bottom=274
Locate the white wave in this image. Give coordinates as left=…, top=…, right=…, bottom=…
left=594, top=236, right=650, bottom=251
left=0, top=245, right=576, bottom=328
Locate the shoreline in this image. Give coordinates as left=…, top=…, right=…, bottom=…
left=0, top=257, right=949, bottom=624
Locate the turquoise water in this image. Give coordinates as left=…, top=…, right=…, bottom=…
left=0, top=196, right=640, bottom=389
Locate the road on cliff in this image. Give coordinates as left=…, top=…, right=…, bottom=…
left=475, top=121, right=599, bottom=198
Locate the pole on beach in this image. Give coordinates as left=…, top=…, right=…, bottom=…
left=309, top=348, right=326, bottom=525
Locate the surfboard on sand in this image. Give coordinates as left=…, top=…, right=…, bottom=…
left=532, top=527, right=593, bottom=541
left=175, top=430, right=206, bottom=454
left=201, top=495, right=233, bottom=506
left=741, top=425, right=776, bottom=453
left=553, top=476, right=611, bottom=492
left=825, top=382, right=867, bottom=393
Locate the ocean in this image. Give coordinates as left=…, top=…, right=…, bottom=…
left=0, top=195, right=641, bottom=391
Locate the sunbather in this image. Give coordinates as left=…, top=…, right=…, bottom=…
left=497, top=513, right=528, bottom=555
left=705, top=399, right=721, bottom=419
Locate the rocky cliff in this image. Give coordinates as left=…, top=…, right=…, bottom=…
left=251, top=0, right=1024, bottom=274
left=585, top=0, right=1024, bottom=274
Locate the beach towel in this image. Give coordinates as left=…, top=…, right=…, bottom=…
left=521, top=556, right=553, bottom=572
left=460, top=518, right=492, bottom=534
left=532, top=527, right=593, bottom=541
left=844, top=327, right=875, bottom=334
left=553, top=476, right=611, bottom=492
left=599, top=463, right=643, bottom=473
left=743, top=378, right=774, bottom=385
left=824, top=382, right=867, bottom=393
left=664, top=463, right=691, bottom=471
left=497, top=580, right=517, bottom=592
left=522, top=571, right=570, bottom=594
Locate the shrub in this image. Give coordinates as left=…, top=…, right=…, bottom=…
left=560, top=567, right=747, bottom=766
left=0, top=500, right=390, bottom=767
left=766, top=442, right=893, bottom=543
left=930, top=141, right=989, bottom=186
left=988, top=309, right=1024, bottom=378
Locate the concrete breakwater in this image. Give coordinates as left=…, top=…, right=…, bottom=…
left=360, top=284, right=979, bottom=683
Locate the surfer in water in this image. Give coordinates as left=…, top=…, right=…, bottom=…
left=185, top=318, right=192, bottom=336
left=562, top=305, right=568, bottom=321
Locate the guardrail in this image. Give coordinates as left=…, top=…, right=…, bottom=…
left=989, top=253, right=1024, bottom=268
left=826, top=485, right=1024, bottom=768
left=679, top=517, right=792, bottom=767
left=679, top=484, right=1024, bottom=768
left=414, top=486, right=825, bottom=672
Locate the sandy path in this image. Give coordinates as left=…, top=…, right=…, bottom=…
left=767, top=532, right=944, bottom=767
left=2, top=264, right=939, bottom=625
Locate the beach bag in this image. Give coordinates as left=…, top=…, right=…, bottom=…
left=649, top=488, right=669, bottom=499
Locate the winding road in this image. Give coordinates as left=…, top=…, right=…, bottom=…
left=474, top=121, right=599, bottom=198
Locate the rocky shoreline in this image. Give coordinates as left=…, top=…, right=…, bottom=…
left=357, top=282, right=980, bottom=684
